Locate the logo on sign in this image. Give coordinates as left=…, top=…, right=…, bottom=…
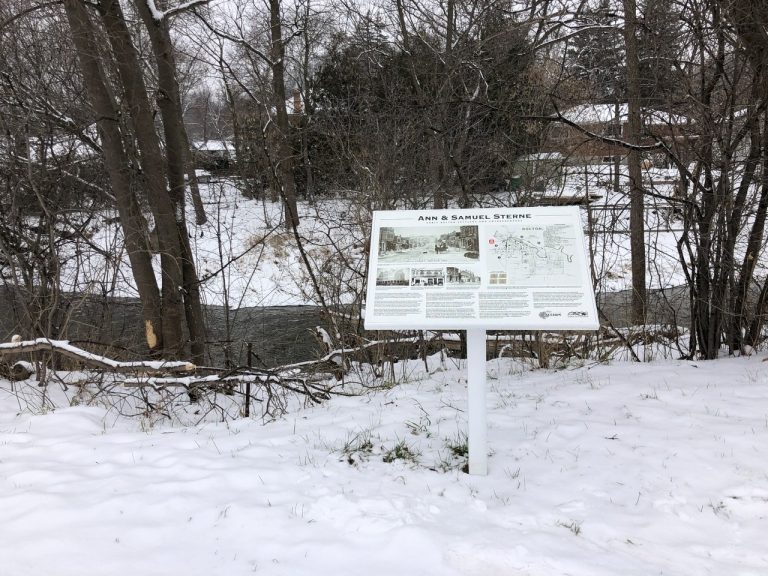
left=538, top=311, right=562, bottom=319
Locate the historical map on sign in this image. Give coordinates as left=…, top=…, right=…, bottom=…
left=487, top=223, right=579, bottom=286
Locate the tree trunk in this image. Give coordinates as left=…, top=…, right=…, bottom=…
left=728, top=103, right=763, bottom=351
left=97, top=0, right=188, bottom=358
left=62, top=0, right=164, bottom=355
left=746, top=148, right=768, bottom=344
left=613, top=100, right=621, bottom=193
left=718, top=0, right=768, bottom=350
left=269, top=0, right=300, bottom=230
left=134, top=0, right=207, bottom=364
left=187, top=151, right=208, bottom=226
left=622, top=0, right=647, bottom=326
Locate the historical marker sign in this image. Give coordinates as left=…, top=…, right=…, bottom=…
left=365, top=207, right=599, bottom=475
left=365, top=206, right=599, bottom=331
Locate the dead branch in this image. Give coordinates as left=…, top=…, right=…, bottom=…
left=0, top=338, right=195, bottom=374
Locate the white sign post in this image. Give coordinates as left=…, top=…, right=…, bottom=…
left=467, top=328, right=488, bottom=475
left=365, top=207, right=599, bottom=475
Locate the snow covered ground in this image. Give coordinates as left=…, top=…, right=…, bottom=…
left=62, top=164, right=690, bottom=310
left=7, top=164, right=766, bottom=573
left=187, top=168, right=690, bottom=304
left=2, top=352, right=767, bottom=575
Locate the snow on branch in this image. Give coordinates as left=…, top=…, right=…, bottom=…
left=0, top=338, right=195, bottom=374
left=144, top=0, right=211, bottom=22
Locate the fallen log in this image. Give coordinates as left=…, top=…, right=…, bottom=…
left=0, top=338, right=195, bottom=375
left=10, top=361, right=35, bottom=381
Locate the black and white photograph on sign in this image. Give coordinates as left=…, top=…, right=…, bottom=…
left=446, top=266, right=480, bottom=285
left=487, top=224, right=579, bottom=286
left=378, top=225, right=479, bottom=264
left=376, top=267, right=410, bottom=286
left=411, top=268, right=445, bottom=286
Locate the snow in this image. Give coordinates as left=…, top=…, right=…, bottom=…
left=517, top=152, right=565, bottom=162
left=0, top=338, right=195, bottom=372
left=144, top=0, right=166, bottom=22
left=0, top=147, right=761, bottom=570
left=20, top=156, right=746, bottom=336
left=0, top=165, right=768, bottom=576
left=10, top=187, right=749, bottom=568
left=315, top=326, right=334, bottom=351
left=34, top=153, right=726, bottom=313
left=192, top=139, right=234, bottom=152
left=1, top=352, right=767, bottom=575
left=43, top=169, right=692, bottom=309
left=559, top=103, right=689, bottom=127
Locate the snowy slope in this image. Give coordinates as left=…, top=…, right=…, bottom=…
left=60, top=166, right=693, bottom=310
left=1, top=353, right=767, bottom=575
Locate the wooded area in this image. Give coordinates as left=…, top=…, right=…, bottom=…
left=1, top=0, right=768, bottom=367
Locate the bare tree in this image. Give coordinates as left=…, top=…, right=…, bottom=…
left=62, top=0, right=166, bottom=354
left=268, top=0, right=301, bottom=228
left=622, top=0, right=647, bottom=325
left=53, top=0, right=208, bottom=361
left=716, top=0, right=768, bottom=348
left=132, top=0, right=207, bottom=362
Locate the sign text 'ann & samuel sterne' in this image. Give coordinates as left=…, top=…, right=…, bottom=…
left=418, top=214, right=532, bottom=222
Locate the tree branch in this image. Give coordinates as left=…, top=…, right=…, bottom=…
left=0, top=338, right=195, bottom=373
left=541, top=102, right=712, bottom=202
left=143, top=0, right=210, bottom=22
left=0, top=1, right=62, bottom=34
left=190, top=5, right=274, bottom=65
